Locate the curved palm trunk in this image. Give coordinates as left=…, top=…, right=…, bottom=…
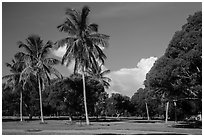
left=20, top=90, right=23, bottom=121
left=82, top=70, right=90, bottom=125
left=38, top=76, right=44, bottom=123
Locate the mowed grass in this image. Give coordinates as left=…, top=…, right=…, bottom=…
left=2, top=119, right=202, bottom=135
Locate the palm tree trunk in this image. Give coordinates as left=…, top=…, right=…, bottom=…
left=145, top=102, right=150, bottom=120
left=82, top=70, right=90, bottom=125
left=38, top=76, right=44, bottom=123
left=165, top=101, right=169, bottom=123
left=20, top=90, right=23, bottom=121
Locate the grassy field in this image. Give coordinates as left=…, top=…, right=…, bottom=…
left=2, top=118, right=202, bottom=135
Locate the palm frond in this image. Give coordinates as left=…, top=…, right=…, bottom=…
left=40, top=41, right=53, bottom=59
left=57, top=18, right=77, bottom=35
left=19, top=66, right=33, bottom=84
left=49, top=67, right=63, bottom=79
left=54, top=37, right=75, bottom=49
left=5, top=63, right=12, bottom=69
left=42, top=64, right=51, bottom=74
left=94, top=44, right=107, bottom=63
left=18, top=41, right=33, bottom=55
left=62, top=43, right=74, bottom=66
left=102, top=77, right=111, bottom=83
left=101, top=69, right=111, bottom=76
left=87, top=23, right=98, bottom=33
left=44, top=58, right=61, bottom=66
left=65, top=8, right=80, bottom=26
left=103, top=80, right=111, bottom=88
left=89, top=33, right=109, bottom=44
left=2, top=74, right=16, bottom=80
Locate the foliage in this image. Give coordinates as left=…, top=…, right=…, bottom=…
left=131, top=88, right=162, bottom=118
left=144, top=11, right=202, bottom=119
left=43, top=74, right=105, bottom=116
left=105, top=93, right=132, bottom=116
left=56, top=6, right=109, bottom=72
left=145, top=11, right=201, bottom=99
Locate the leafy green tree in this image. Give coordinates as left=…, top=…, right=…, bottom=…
left=106, top=93, right=131, bottom=117
left=131, top=88, right=147, bottom=117
left=56, top=6, right=109, bottom=125
left=145, top=11, right=202, bottom=120
left=2, top=83, right=19, bottom=116
left=18, top=35, right=62, bottom=123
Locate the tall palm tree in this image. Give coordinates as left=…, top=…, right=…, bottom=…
left=56, top=6, right=109, bottom=125
left=18, top=35, right=62, bottom=123
left=3, top=53, right=26, bottom=121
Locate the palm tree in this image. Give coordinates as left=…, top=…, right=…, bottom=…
left=18, top=35, right=62, bottom=123
left=56, top=6, right=109, bottom=125
left=87, top=63, right=111, bottom=89
left=3, top=53, right=26, bottom=121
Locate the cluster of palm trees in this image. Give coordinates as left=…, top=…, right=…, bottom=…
left=3, top=6, right=110, bottom=125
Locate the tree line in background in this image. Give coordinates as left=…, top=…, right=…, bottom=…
left=2, top=7, right=201, bottom=123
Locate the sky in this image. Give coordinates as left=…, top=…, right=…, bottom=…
left=2, top=2, right=201, bottom=97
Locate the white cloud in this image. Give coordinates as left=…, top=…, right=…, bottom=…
left=106, top=57, right=157, bottom=97
left=52, top=45, right=66, bottom=58
left=52, top=45, right=75, bottom=73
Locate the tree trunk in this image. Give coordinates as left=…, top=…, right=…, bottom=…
left=38, top=76, right=44, bottom=123
left=174, top=101, right=177, bottom=123
left=82, top=71, right=90, bottom=125
left=165, top=101, right=169, bottom=123
left=20, top=91, right=23, bottom=121
left=145, top=102, right=150, bottom=120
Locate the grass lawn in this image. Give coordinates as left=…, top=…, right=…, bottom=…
left=2, top=118, right=202, bottom=135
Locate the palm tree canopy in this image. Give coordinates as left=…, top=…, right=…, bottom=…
left=56, top=6, right=110, bottom=73
left=86, top=64, right=111, bottom=89
left=2, top=53, right=26, bottom=91
left=18, top=35, right=63, bottom=89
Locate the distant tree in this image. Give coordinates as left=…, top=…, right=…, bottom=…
left=56, top=6, right=109, bottom=125
left=131, top=88, right=146, bottom=117
left=94, top=92, right=109, bottom=118
left=2, top=83, right=19, bottom=116
left=106, top=93, right=131, bottom=117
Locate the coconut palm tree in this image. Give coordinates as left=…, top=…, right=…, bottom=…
left=86, top=63, right=111, bottom=89
left=56, top=6, right=109, bottom=125
left=18, top=35, right=62, bottom=123
left=3, top=53, right=26, bottom=121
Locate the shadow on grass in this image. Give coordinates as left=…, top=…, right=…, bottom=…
left=171, top=121, right=202, bottom=129
left=133, top=133, right=188, bottom=135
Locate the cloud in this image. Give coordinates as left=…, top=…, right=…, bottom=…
left=106, top=57, right=157, bottom=97
left=52, top=45, right=75, bottom=73
left=52, top=45, right=66, bottom=58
